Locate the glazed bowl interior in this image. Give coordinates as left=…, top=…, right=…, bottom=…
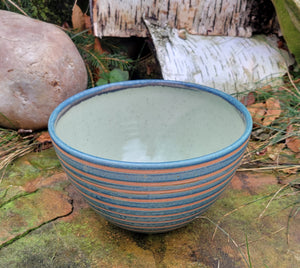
left=52, top=80, right=250, bottom=163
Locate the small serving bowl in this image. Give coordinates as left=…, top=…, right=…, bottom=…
left=48, top=80, right=252, bottom=233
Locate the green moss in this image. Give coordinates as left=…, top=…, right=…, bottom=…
left=198, top=183, right=299, bottom=267
left=7, top=208, right=153, bottom=267
left=0, top=223, right=91, bottom=268
left=28, top=148, right=61, bottom=170
left=2, top=148, right=62, bottom=187
left=272, top=0, right=300, bottom=66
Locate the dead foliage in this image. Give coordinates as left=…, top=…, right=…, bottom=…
left=240, top=74, right=300, bottom=175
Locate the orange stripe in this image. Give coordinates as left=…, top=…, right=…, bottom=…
left=68, top=173, right=231, bottom=204
left=52, top=138, right=248, bottom=174
left=58, top=151, right=243, bottom=187
left=87, top=197, right=215, bottom=218
left=98, top=207, right=207, bottom=224
left=106, top=216, right=204, bottom=231
left=66, top=160, right=237, bottom=195
left=75, top=180, right=226, bottom=212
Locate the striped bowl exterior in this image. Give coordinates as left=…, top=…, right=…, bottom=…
left=48, top=80, right=252, bottom=233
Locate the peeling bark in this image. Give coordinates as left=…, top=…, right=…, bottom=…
left=144, top=19, right=294, bottom=94
left=93, top=0, right=278, bottom=37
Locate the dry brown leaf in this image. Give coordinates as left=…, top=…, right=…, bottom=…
left=84, top=14, right=91, bottom=31
left=286, top=125, right=300, bottom=153
left=281, top=167, right=299, bottom=174
left=94, top=37, right=104, bottom=54
left=35, top=131, right=52, bottom=151
left=247, top=102, right=266, bottom=125
left=261, top=85, right=272, bottom=91
left=36, top=131, right=51, bottom=143
left=263, top=97, right=281, bottom=126
left=72, top=4, right=85, bottom=31
left=241, top=92, right=255, bottom=106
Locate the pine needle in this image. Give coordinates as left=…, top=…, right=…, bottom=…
left=0, top=128, right=38, bottom=182
left=197, top=216, right=251, bottom=268
left=237, top=165, right=300, bottom=172
left=259, top=184, right=290, bottom=219
left=5, top=0, right=29, bottom=16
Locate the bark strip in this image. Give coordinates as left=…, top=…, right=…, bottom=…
left=93, top=0, right=277, bottom=37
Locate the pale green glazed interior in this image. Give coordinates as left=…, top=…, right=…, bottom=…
left=55, top=86, right=246, bottom=162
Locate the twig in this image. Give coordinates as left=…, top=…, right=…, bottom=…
left=237, top=165, right=300, bottom=172
left=197, top=216, right=250, bottom=268
left=259, top=184, right=290, bottom=218
left=85, top=64, right=95, bottom=87
left=6, top=0, right=29, bottom=16
left=287, top=71, right=300, bottom=95
left=287, top=206, right=300, bottom=245
left=279, top=85, right=299, bottom=98
left=239, top=227, right=286, bottom=247
left=212, top=195, right=271, bottom=240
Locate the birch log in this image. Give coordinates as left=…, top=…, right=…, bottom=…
left=145, top=20, right=294, bottom=94
left=92, top=0, right=277, bottom=37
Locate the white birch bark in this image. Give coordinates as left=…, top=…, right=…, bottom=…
left=93, top=0, right=267, bottom=37
left=144, top=19, right=294, bottom=94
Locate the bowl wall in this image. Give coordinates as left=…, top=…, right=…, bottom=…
left=48, top=80, right=252, bottom=233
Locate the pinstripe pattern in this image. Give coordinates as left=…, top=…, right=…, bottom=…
left=48, top=80, right=252, bottom=233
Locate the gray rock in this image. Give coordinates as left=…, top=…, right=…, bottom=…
left=0, top=10, right=87, bottom=130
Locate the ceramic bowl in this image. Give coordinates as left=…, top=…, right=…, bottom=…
left=48, top=80, right=252, bottom=233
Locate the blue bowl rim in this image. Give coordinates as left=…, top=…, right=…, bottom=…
left=48, top=79, right=252, bottom=170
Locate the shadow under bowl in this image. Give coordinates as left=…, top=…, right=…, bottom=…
left=48, top=80, right=252, bottom=233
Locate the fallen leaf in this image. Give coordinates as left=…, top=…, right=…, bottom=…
left=247, top=102, right=266, bottom=125
left=72, top=4, right=85, bottom=31
left=261, top=85, right=273, bottom=91
left=36, top=131, right=51, bottom=143
left=84, top=14, right=91, bottom=31
left=35, top=131, right=52, bottom=151
left=241, top=92, right=255, bottom=106
left=94, top=37, right=105, bottom=54
left=282, top=167, right=299, bottom=174
left=286, top=125, right=300, bottom=153
left=263, top=97, right=281, bottom=126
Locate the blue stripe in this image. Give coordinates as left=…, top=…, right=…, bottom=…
left=64, top=163, right=237, bottom=192
left=83, top=187, right=224, bottom=217
left=87, top=198, right=215, bottom=222
left=65, top=166, right=235, bottom=200
left=55, top=144, right=245, bottom=183
left=68, top=175, right=231, bottom=210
